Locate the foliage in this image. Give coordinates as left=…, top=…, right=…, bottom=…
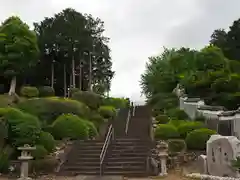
left=83, top=120, right=98, bottom=139
left=37, top=131, right=55, bottom=152
left=185, top=128, right=216, bottom=150
left=69, top=88, right=80, bottom=97
left=166, top=108, right=189, bottom=120
left=231, top=156, right=240, bottom=170
left=0, top=108, right=41, bottom=147
left=20, top=86, right=39, bottom=98
left=102, top=97, right=128, bottom=109
left=32, top=145, right=48, bottom=160
left=31, top=158, right=58, bottom=174
left=0, top=16, right=39, bottom=94
left=38, top=86, right=55, bottom=97
left=168, top=119, right=186, bottom=128
left=178, top=121, right=205, bottom=138
left=51, top=114, right=88, bottom=140
left=98, top=106, right=117, bottom=119
left=154, top=124, right=180, bottom=140
left=0, top=146, right=13, bottom=173
left=168, top=139, right=186, bottom=154
left=72, top=91, right=102, bottom=110
left=17, top=97, right=89, bottom=124
left=155, top=114, right=169, bottom=124
left=88, top=112, right=106, bottom=129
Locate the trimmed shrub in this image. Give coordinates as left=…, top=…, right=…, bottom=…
left=17, top=97, right=90, bottom=124
left=38, top=86, right=55, bottom=97
left=168, top=139, right=186, bottom=154
left=69, top=88, right=80, bottom=97
left=155, top=115, right=169, bottom=124
left=31, top=158, right=58, bottom=174
left=178, top=121, right=205, bottom=138
left=0, top=146, right=13, bottom=173
left=72, top=91, right=102, bottom=110
left=154, top=124, right=180, bottom=140
left=37, top=132, right=55, bottom=152
left=166, top=108, right=189, bottom=120
left=20, top=86, right=39, bottom=98
left=185, top=128, right=216, bottom=150
left=51, top=114, right=88, bottom=140
left=84, top=120, right=98, bottom=139
left=168, top=119, right=186, bottom=128
left=98, top=106, right=116, bottom=119
left=0, top=108, right=41, bottom=147
left=32, top=145, right=48, bottom=160
left=102, top=97, right=128, bottom=109
left=88, top=112, right=106, bottom=130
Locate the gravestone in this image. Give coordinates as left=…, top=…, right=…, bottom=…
left=206, top=134, right=240, bottom=177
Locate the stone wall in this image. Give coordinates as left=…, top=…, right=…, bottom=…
left=173, top=84, right=240, bottom=138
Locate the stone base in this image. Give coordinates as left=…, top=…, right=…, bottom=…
left=158, top=172, right=168, bottom=177
left=17, top=177, right=33, bottom=180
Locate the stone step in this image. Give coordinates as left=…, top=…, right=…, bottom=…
left=106, top=156, right=145, bottom=162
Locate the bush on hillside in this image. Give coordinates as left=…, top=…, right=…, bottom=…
left=166, top=108, right=189, bottom=120
left=20, top=86, right=39, bottom=98
left=102, top=97, right=128, bottom=109
left=72, top=91, right=102, bottom=110
left=38, top=86, right=55, bottom=97
left=32, top=145, right=48, bottom=160
left=185, top=128, right=216, bottom=150
left=17, top=97, right=90, bottom=124
left=98, top=106, right=117, bottom=119
left=0, top=146, right=13, bottom=173
left=37, top=132, right=55, bottom=152
left=178, top=121, right=205, bottom=138
left=168, top=139, right=186, bottom=154
left=168, top=119, right=186, bottom=128
left=155, top=124, right=180, bottom=140
left=84, top=120, right=98, bottom=139
left=69, top=88, right=80, bottom=97
left=155, top=115, right=169, bottom=124
left=51, top=114, right=88, bottom=140
left=0, top=108, right=41, bottom=147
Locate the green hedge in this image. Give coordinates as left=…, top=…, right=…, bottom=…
left=72, top=91, right=102, bottom=110
left=102, top=97, right=128, bottom=109
left=155, top=114, right=169, bottom=124
left=168, top=119, right=186, bottom=128
left=155, top=124, right=180, bottom=140
left=166, top=108, right=189, bottom=120
left=84, top=120, right=98, bottom=139
left=51, top=114, right=88, bottom=140
left=38, top=86, right=55, bottom=97
left=98, top=106, right=116, bottom=119
left=37, top=132, right=55, bottom=152
left=185, top=128, right=216, bottom=150
left=20, top=86, right=39, bottom=98
left=17, top=97, right=90, bottom=124
left=178, top=121, right=205, bottom=138
left=168, top=139, right=186, bottom=153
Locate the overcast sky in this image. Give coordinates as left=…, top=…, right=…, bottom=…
left=1, top=0, right=240, bottom=102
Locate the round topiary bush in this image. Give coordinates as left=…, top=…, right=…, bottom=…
left=72, top=91, right=102, bottom=110
left=155, top=115, right=169, bottom=124
left=154, top=124, right=180, bottom=140
left=37, top=131, right=55, bottom=152
left=178, top=121, right=205, bottom=138
left=0, top=108, right=41, bottom=147
left=20, top=86, right=39, bottom=98
left=166, top=108, right=189, bottom=120
left=32, top=145, right=48, bottom=160
left=51, top=114, right=88, bottom=140
left=168, top=119, right=186, bottom=128
left=38, top=86, right=55, bottom=97
left=168, top=139, right=186, bottom=154
left=84, top=120, right=98, bottom=139
left=69, top=88, right=80, bottom=97
left=17, top=97, right=90, bottom=124
left=98, top=106, right=116, bottom=119
left=185, top=128, right=216, bottom=150
left=102, top=97, right=128, bottom=109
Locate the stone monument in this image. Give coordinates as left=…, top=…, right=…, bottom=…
left=18, top=144, right=36, bottom=180
left=156, top=141, right=168, bottom=176
left=200, top=134, right=240, bottom=178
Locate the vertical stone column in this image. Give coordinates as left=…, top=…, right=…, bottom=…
left=17, top=144, right=36, bottom=180
left=156, top=141, right=168, bottom=177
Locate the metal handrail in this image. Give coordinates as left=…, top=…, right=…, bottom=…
left=100, top=124, right=114, bottom=176
left=125, top=108, right=131, bottom=134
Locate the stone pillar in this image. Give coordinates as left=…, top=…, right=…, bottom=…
left=17, top=144, right=36, bottom=180
left=156, top=141, right=168, bottom=177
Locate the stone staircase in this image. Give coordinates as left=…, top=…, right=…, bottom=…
left=58, top=105, right=152, bottom=177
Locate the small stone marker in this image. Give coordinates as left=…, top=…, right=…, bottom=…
left=17, top=144, right=36, bottom=180
left=156, top=141, right=168, bottom=176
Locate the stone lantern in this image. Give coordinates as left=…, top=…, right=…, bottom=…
left=156, top=141, right=168, bottom=176
left=17, top=144, right=36, bottom=180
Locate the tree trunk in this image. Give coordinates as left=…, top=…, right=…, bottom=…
left=79, top=59, right=82, bottom=91
left=72, top=57, right=75, bottom=88
left=51, top=62, right=54, bottom=88
left=63, top=64, right=67, bottom=97
left=8, top=76, right=16, bottom=95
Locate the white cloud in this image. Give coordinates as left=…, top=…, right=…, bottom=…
left=0, top=0, right=239, bottom=103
